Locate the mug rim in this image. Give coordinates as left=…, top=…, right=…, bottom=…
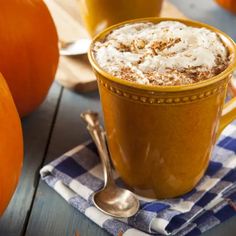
left=88, top=17, right=236, bottom=92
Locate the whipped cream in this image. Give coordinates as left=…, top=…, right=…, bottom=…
left=93, top=21, right=229, bottom=86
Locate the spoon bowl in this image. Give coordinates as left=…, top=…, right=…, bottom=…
left=59, top=38, right=91, bottom=56
left=93, top=185, right=140, bottom=218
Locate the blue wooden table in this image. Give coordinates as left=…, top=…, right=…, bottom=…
left=1, top=0, right=236, bottom=235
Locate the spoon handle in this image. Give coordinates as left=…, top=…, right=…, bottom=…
left=81, top=111, right=114, bottom=186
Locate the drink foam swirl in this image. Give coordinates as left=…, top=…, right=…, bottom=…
left=93, top=21, right=229, bottom=86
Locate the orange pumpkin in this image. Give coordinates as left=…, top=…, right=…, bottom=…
left=0, top=73, right=23, bottom=215
left=0, top=0, right=59, bottom=117
left=215, top=0, right=236, bottom=14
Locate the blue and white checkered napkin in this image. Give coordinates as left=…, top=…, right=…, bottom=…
left=40, top=123, right=236, bottom=236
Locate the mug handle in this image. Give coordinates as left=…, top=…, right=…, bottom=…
left=216, top=97, right=236, bottom=138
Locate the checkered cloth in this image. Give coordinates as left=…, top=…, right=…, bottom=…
left=40, top=123, right=236, bottom=236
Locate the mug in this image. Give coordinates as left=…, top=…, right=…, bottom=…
left=77, top=0, right=163, bottom=36
left=88, top=18, right=236, bottom=199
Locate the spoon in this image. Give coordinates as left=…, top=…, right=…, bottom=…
left=59, top=38, right=91, bottom=56
left=81, top=111, right=139, bottom=218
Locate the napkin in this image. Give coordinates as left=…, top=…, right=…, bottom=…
left=40, top=122, right=236, bottom=236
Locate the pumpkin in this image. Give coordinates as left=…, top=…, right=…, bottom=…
left=215, top=0, right=236, bottom=14
left=0, top=73, right=23, bottom=215
left=0, top=0, right=59, bottom=117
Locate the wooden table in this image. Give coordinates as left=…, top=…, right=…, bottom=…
left=1, top=0, right=236, bottom=235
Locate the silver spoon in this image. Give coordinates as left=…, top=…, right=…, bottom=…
left=59, top=38, right=91, bottom=56
left=81, top=111, right=139, bottom=218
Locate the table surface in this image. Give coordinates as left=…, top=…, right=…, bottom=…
left=1, top=0, right=236, bottom=236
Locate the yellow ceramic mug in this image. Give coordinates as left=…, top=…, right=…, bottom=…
left=88, top=18, right=236, bottom=199
left=77, top=0, right=163, bottom=36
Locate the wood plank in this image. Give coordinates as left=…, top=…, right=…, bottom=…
left=54, top=0, right=82, bottom=25
left=0, top=83, right=62, bottom=236
left=25, top=89, right=109, bottom=236
left=45, top=0, right=88, bottom=42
